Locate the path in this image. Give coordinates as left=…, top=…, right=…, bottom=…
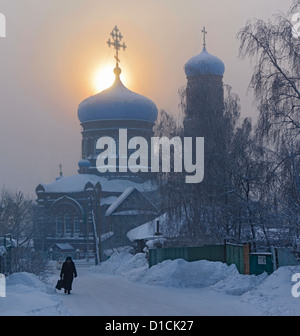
left=55, top=265, right=259, bottom=316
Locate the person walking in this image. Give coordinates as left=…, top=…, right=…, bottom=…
left=60, top=256, right=77, bottom=294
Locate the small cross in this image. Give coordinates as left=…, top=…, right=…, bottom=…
left=59, top=163, right=63, bottom=177
left=107, top=25, right=127, bottom=67
left=202, top=26, right=207, bottom=48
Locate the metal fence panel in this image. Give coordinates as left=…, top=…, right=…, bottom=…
left=226, top=244, right=244, bottom=274
left=250, top=253, right=273, bottom=275
left=149, top=245, right=225, bottom=268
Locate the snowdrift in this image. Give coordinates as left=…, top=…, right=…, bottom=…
left=0, top=272, right=70, bottom=316
left=1, top=249, right=300, bottom=316
left=93, top=250, right=268, bottom=295
left=94, top=250, right=300, bottom=315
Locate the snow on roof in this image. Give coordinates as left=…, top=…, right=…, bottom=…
left=105, top=187, right=158, bottom=217
left=50, top=243, right=74, bottom=251
left=39, top=174, right=101, bottom=193
left=185, top=47, right=225, bottom=77
left=78, top=76, right=158, bottom=124
left=101, top=231, right=114, bottom=243
left=38, top=174, right=157, bottom=194
left=105, top=187, right=135, bottom=216
left=101, top=196, right=118, bottom=206
left=127, top=213, right=167, bottom=242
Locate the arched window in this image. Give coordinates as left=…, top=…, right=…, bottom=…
left=65, top=214, right=72, bottom=236
left=56, top=216, right=63, bottom=236
left=74, top=216, right=80, bottom=235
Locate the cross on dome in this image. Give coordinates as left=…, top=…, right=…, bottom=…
left=59, top=163, right=63, bottom=177
left=107, top=25, right=127, bottom=68
left=202, top=26, right=207, bottom=49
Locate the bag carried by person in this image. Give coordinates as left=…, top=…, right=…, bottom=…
left=55, top=279, right=64, bottom=290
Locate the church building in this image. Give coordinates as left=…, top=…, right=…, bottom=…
left=183, top=27, right=226, bottom=199
left=34, top=26, right=159, bottom=260
left=34, top=26, right=227, bottom=258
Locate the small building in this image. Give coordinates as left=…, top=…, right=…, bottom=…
left=127, top=213, right=167, bottom=252
left=49, top=243, right=75, bottom=254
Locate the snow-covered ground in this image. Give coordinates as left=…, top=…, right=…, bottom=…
left=1, top=247, right=300, bottom=316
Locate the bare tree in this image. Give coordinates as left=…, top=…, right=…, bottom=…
left=237, top=0, right=300, bottom=249
left=0, top=188, right=48, bottom=275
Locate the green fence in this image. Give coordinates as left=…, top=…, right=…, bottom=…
left=149, top=243, right=275, bottom=275
left=149, top=245, right=225, bottom=268
left=250, top=253, right=273, bottom=275
left=225, top=243, right=244, bottom=274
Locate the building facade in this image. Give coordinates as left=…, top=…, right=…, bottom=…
left=35, top=27, right=159, bottom=259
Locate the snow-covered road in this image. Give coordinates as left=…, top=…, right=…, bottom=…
left=57, top=267, right=257, bottom=316
left=3, top=250, right=300, bottom=316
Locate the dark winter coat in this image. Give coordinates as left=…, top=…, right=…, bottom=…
left=60, top=259, right=77, bottom=291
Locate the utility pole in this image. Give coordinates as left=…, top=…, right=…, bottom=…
left=89, top=197, right=100, bottom=265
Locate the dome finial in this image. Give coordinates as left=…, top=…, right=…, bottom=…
left=114, top=64, right=122, bottom=79
left=202, top=26, right=207, bottom=49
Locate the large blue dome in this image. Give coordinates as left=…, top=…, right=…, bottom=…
left=185, top=47, right=225, bottom=77
left=78, top=69, right=158, bottom=124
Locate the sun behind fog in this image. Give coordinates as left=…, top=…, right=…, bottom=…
left=93, top=66, right=116, bottom=93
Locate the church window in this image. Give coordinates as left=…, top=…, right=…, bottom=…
left=65, top=214, right=72, bottom=235
left=74, top=216, right=80, bottom=235
left=56, top=216, right=63, bottom=236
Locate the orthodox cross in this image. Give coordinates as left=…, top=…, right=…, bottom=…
left=107, top=25, right=127, bottom=68
left=202, top=26, right=207, bottom=48
left=59, top=163, right=63, bottom=177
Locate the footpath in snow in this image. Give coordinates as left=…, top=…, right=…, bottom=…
left=1, top=248, right=300, bottom=316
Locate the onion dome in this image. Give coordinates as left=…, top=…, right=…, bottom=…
left=78, top=159, right=91, bottom=168
left=78, top=66, right=158, bottom=124
left=185, top=47, right=225, bottom=77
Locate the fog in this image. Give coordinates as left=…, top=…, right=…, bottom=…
left=0, top=0, right=292, bottom=196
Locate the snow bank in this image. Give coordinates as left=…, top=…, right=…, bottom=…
left=135, top=259, right=236, bottom=288
left=241, top=266, right=300, bottom=316
left=212, top=271, right=268, bottom=295
left=93, top=250, right=267, bottom=295
left=91, top=247, right=148, bottom=281
left=0, top=272, right=70, bottom=316
left=6, top=272, right=52, bottom=294
left=3, top=250, right=300, bottom=316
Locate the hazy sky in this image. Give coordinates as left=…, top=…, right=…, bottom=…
left=0, top=0, right=293, bottom=197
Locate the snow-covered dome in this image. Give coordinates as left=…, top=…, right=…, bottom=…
left=78, top=159, right=91, bottom=168
left=78, top=67, right=158, bottom=124
left=185, top=47, right=225, bottom=77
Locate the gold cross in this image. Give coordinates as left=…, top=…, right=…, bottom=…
left=107, top=25, right=127, bottom=67
left=202, top=27, right=207, bottom=48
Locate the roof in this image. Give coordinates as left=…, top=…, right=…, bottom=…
left=127, top=213, right=167, bottom=242
left=50, top=243, right=74, bottom=251
left=185, top=47, right=225, bottom=77
left=37, top=174, right=101, bottom=193
left=105, top=187, right=136, bottom=216
left=37, top=174, right=157, bottom=194
left=78, top=76, right=158, bottom=124
left=105, top=187, right=158, bottom=216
